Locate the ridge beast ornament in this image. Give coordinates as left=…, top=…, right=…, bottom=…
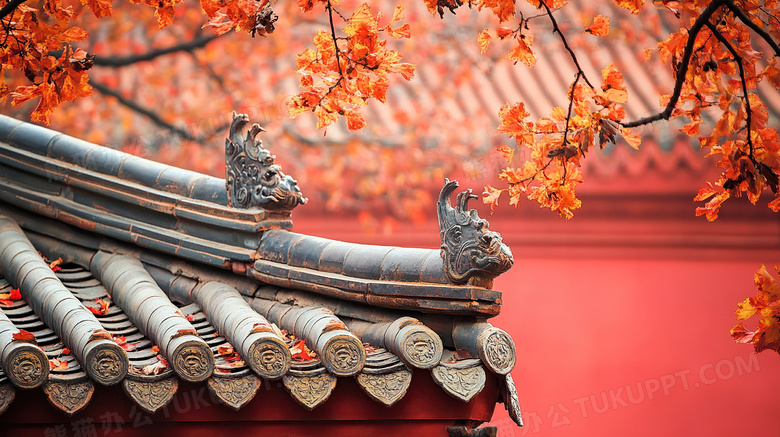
left=437, top=179, right=513, bottom=285
left=225, top=112, right=307, bottom=210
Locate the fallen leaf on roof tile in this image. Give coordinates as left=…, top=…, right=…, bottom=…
left=114, top=335, right=137, bottom=352
left=142, top=361, right=168, bottom=375
left=88, top=331, right=113, bottom=342
left=291, top=339, right=316, bottom=360
left=251, top=322, right=272, bottom=333
left=172, top=328, right=198, bottom=339
left=217, top=345, right=234, bottom=356
left=186, top=314, right=194, bottom=322
left=62, top=348, right=71, bottom=355
left=152, top=345, right=160, bottom=353
left=49, top=358, right=68, bottom=371
left=12, top=329, right=35, bottom=342
left=0, top=288, right=22, bottom=305
left=86, top=298, right=110, bottom=315
left=49, top=257, right=63, bottom=272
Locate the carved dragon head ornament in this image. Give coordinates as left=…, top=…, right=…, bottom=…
left=437, top=179, right=513, bottom=285
left=225, top=111, right=307, bottom=210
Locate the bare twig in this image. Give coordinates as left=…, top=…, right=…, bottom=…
left=326, top=0, right=343, bottom=77
left=538, top=1, right=594, bottom=89
left=91, top=81, right=221, bottom=144
left=94, top=34, right=220, bottom=67
left=562, top=71, right=582, bottom=148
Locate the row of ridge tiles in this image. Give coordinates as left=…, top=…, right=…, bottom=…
left=0, top=115, right=229, bottom=204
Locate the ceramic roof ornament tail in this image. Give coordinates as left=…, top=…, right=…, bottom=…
left=225, top=111, right=307, bottom=210
left=437, top=179, right=514, bottom=287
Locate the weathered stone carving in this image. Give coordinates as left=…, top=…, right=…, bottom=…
left=8, top=348, right=48, bottom=389
left=324, top=337, right=365, bottom=376
left=122, top=377, right=178, bottom=414
left=172, top=342, right=213, bottom=382
left=402, top=330, right=442, bottom=369
left=282, top=370, right=337, bottom=410
left=248, top=341, right=290, bottom=379
left=87, top=346, right=127, bottom=386
left=477, top=328, right=517, bottom=375
left=501, top=373, right=524, bottom=427
left=431, top=359, right=486, bottom=402
left=225, top=112, right=307, bottom=210
left=207, top=372, right=261, bottom=410
left=0, top=383, right=15, bottom=415
left=356, top=369, right=412, bottom=406
left=437, top=179, right=513, bottom=285
left=43, top=380, right=95, bottom=415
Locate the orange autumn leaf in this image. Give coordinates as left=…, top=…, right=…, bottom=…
left=612, top=0, right=645, bottom=14
left=87, top=298, right=110, bottom=315
left=290, top=339, right=316, bottom=360
left=483, top=185, right=504, bottom=212
left=114, top=335, right=136, bottom=351
left=585, top=15, right=610, bottom=37
left=477, top=29, right=492, bottom=54
left=84, top=0, right=114, bottom=18
left=49, top=257, right=64, bottom=272
left=732, top=265, right=780, bottom=354
left=0, top=288, right=22, bottom=305
left=142, top=359, right=168, bottom=375
left=49, top=358, right=68, bottom=371
left=680, top=120, right=702, bottom=136
left=507, top=36, right=537, bottom=67
left=497, top=145, right=516, bottom=163
left=12, top=329, right=36, bottom=342
left=620, top=128, right=641, bottom=150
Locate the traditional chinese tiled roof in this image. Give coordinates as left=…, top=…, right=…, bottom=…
left=0, top=113, right=520, bottom=432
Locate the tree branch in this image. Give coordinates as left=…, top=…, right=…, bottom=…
left=705, top=21, right=754, bottom=154
left=538, top=1, right=594, bottom=89
left=91, top=81, right=213, bottom=143
left=93, top=34, right=220, bottom=67
left=0, top=0, right=26, bottom=21
left=724, top=0, right=780, bottom=58
left=326, top=0, right=343, bottom=77
left=621, top=0, right=726, bottom=128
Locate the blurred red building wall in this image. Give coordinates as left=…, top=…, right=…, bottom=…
left=292, top=139, right=780, bottom=437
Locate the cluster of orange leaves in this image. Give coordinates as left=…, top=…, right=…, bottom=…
left=731, top=265, right=780, bottom=354
left=281, top=328, right=317, bottom=360
left=287, top=2, right=415, bottom=131
left=483, top=61, right=639, bottom=219
left=215, top=344, right=247, bottom=371
left=0, top=0, right=267, bottom=124
left=663, top=1, right=780, bottom=221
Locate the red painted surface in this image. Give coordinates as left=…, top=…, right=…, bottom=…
left=2, top=369, right=498, bottom=436
left=293, top=188, right=780, bottom=436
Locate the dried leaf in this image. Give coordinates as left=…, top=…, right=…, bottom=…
left=12, top=329, right=36, bottom=342
left=49, top=358, right=68, bottom=371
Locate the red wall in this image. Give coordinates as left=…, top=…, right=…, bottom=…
left=293, top=197, right=780, bottom=436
